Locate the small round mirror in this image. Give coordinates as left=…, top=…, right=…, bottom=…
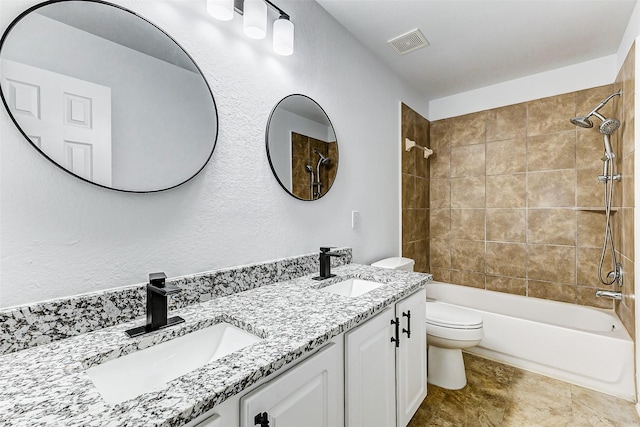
left=0, top=0, right=218, bottom=192
left=266, top=94, right=338, bottom=201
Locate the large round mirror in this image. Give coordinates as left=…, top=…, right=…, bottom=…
left=266, top=95, right=338, bottom=201
left=0, top=0, right=218, bottom=192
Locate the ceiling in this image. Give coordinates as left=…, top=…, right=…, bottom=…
left=316, top=0, right=637, bottom=100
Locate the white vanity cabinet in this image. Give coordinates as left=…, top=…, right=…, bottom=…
left=240, top=342, right=342, bottom=427
left=345, top=288, right=427, bottom=427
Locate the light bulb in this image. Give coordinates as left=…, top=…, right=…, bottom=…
left=243, top=0, right=267, bottom=40
left=273, top=17, right=294, bottom=56
left=207, top=0, right=234, bottom=21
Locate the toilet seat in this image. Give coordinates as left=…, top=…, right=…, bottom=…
left=426, top=302, right=483, bottom=329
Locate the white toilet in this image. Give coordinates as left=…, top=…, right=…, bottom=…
left=370, top=258, right=484, bottom=390
left=425, top=301, right=483, bottom=389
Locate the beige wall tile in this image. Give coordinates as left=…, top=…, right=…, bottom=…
left=528, top=244, right=576, bottom=284
left=402, top=241, right=416, bottom=267
left=576, top=169, right=602, bottom=207
left=430, top=208, right=451, bottom=239
left=416, top=208, right=428, bottom=240
left=528, top=280, right=576, bottom=303
left=527, top=209, right=576, bottom=245
left=402, top=174, right=414, bottom=209
left=451, top=176, right=485, bottom=208
left=450, top=239, right=485, bottom=272
left=527, top=170, right=576, bottom=207
left=622, top=152, right=634, bottom=209
left=486, top=209, right=526, bottom=243
left=430, top=148, right=450, bottom=179
left=414, top=239, right=429, bottom=273
left=430, top=238, right=451, bottom=269
left=401, top=209, right=414, bottom=244
left=451, top=209, right=485, bottom=240
left=416, top=177, right=428, bottom=209
left=448, top=111, right=486, bottom=146
left=430, top=179, right=451, bottom=209
left=527, top=131, right=576, bottom=172
left=486, top=174, right=526, bottom=208
left=429, top=268, right=450, bottom=283
left=486, top=137, right=526, bottom=175
left=576, top=128, right=604, bottom=171
left=430, top=118, right=454, bottom=150
left=486, top=242, right=526, bottom=278
left=450, top=270, right=485, bottom=288
left=527, top=92, right=576, bottom=136
left=577, top=286, right=613, bottom=309
left=486, top=276, right=526, bottom=295
left=486, top=103, right=526, bottom=142
left=576, top=211, right=607, bottom=248
left=620, top=208, right=634, bottom=260
left=576, top=246, right=603, bottom=286
left=451, top=144, right=486, bottom=177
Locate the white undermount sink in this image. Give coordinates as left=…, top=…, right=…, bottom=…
left=318, top=278, right=384, bottom=297
left=86, top=322, right=262, bottom=405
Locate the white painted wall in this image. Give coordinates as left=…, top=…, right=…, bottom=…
left=428, top=55, right=617, bottom=121
left=0, top=0, right=429, bottom=307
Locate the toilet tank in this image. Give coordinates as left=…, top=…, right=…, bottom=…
left=371, top=257, right=415, bottom=272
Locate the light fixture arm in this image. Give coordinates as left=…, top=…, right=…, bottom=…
left=234, top=0, right=290, bottom=20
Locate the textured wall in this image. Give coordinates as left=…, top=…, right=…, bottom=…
left=0, top=0, right=429, bottom=307
left=401, top=103, right=430, bottom=273
left=429, top=81, right=634, bottom=313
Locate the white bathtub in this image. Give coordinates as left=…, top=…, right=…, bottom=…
left=426, top=281, right=636, bottom=401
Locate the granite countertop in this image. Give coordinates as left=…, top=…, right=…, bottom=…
left=0, top=264, right=430, bottom=426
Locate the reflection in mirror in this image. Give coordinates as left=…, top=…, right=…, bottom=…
left=267, top=95, right=338, bottom=201
left=0, top=0, right=218, bottom=192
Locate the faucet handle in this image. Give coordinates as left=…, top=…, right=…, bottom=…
left=149, top=272, right=167, bottom=288
left=320, top=247, right=333, bottom=253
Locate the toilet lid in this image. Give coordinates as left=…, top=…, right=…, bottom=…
left=426, top=302, right=483, bottom=329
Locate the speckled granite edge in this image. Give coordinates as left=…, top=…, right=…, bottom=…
left=0, top=248, right=352, bottom=355
left=0, top=263, right=431, bottom=426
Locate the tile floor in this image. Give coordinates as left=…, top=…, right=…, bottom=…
left=408, top=353, right=640, bottom=427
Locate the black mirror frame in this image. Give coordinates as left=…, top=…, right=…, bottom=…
left=265, top=94, right=338, bottom=201
left=0, top=0, right=219, bottom=193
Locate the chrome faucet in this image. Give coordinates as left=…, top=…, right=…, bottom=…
left=125, top=272, right=185, bottom=337
left=595, top=290, right=622, bottom=301
left=313, top=247, right=343, bottom=280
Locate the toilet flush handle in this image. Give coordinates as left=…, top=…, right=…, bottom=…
left=402, top=310, right=412, bottom=338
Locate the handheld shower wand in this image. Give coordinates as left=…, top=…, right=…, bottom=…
left=570, top=90, right=623, bottom=290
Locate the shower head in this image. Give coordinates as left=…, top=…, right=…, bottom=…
left=313, top=149, right=331, bottom=165
left=570, top=90, right=621, bottom=132
left=305, top=165, right=313, bottom=173
left=599, top=118, right=620, bottom=135
left=570, top=116, right=593, bottom=128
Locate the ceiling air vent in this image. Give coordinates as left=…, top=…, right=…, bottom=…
left=388, top=29, right=429, bottom=55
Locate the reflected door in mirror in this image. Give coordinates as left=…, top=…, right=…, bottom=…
left=2, top=59, right=112, bottom=185
left=0, top=0, right=218, bottom=192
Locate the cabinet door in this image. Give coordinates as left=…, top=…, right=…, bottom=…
left=396, top=288, right=427, bottom=427
left=345, top=307, right=396, bottom=427
left=240, top=343, right=340, bottom=427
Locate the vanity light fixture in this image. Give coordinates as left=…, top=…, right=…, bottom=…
left=207, top=0, right=294, bottom=56
left=207, top=0, right=234, bottom=21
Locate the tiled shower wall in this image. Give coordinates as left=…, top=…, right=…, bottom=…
left=401, top=103, right=430, bottom=273
left=613, top=43, right=635, bottom=337
left=428, top=54, right=634, bottom=321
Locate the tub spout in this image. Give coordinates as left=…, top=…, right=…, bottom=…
left=595, top=290, right=622, bottom=300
